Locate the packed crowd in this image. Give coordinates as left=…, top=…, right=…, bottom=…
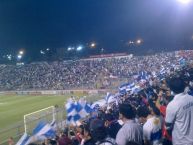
left=27, top=63, right=193, bottom=145
left=6, top=50, right=192, bottom=145
left=0, top=51, right=189, bottom=91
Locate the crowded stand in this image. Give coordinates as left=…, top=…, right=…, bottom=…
left=0, top=51, right=191, bottom=91
left=14, top=50, right=193, bottom=145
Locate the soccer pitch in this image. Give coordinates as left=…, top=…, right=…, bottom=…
left=0, top=95, right=69, bottom=130
left=0, top=93, right=101, bottom=144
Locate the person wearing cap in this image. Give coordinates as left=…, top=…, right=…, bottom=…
left=116, top=103, right=142, bottom=145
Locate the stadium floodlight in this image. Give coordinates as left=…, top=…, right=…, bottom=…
left=178, top=0, right=191, bottom=4
left=129, top=41, right=134, bottom=44
left=90, top=42, right=96, bottom=48
left=40, top=50, right=45, bottom=54
left=67, top=47, right=72, bottom=51
left=136, top=39, right=142, bottom=44
left=19, top=51, right=24, bottom=55
left=77, top=46, right=83, bottom=51
left=17, top=55, right=22, bottom=59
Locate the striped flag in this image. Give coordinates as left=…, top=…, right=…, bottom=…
left=65, top=98, right=93, bottom=125
left=16, top=133, right=31, bottom=145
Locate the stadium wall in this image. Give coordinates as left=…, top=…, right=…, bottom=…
left=0, top=89, right=116, bottom=96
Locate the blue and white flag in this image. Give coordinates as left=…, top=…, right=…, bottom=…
left=66, top=98, right=93, bottom=125
left=131, top=85, right=142, bottom=94
left=179, top=57, right=186, bottom=66
left=119, top=83, right=130, bottom=94
left=107, top=95, right=117, bottom=104
left=16, top=133, right=31, bottom=145
left=126, top=82, right=135, bottom=91
left=160, top=67, right=166, bottom=75
left=66, top=99, right=77, bottom=123
left=105, top=92, right=113, bottom=103
left=91, top=99, right=106, bottom=109
left=138, top=70, right=148, bottom=80
left=32, top=121, right=56, bottom=139
left=16, top=120, right=56, bottom=145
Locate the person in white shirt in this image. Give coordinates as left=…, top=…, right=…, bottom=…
left=165, top=77, right=193, bottom=145
left=137, top=104, right=163, bottom=145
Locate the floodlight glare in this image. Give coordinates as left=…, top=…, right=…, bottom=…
left=17, top=55, right=22, bottom=59
left=77, top=46, right=83, bottom=51
left=136, top=39, right=142, bottom=44
left=67, top=47, right=72, bottom=51
left=129, top=41, right=134, bottom=44
left=19, top=51, right=24, bottom=55
left=90, top=43, right=96, bottom=48
left=40, top=50, right=45, bottom=54
left=178, top=0, right=191, bottom=4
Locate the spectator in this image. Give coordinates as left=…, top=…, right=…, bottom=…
left=90, top=119, right=117, bottom=145
left=165, top=77, right=193, bottom=145
left=58, top=129, right=72, bottom=145
left=126, top=141, right=140, bottom=145
left=137, top=106, right=150, bottom=125
left=8, top=137, right=14, bottom=145
left=143, top=100, right=163, bottom=145
left=116, top=103, right=143, bottom=145
left=80, top=124, right=95, bottom=145
left=104, top=113, right=122, bottom=139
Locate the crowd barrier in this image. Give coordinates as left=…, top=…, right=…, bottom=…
left=0, top=89, right=117, bottom=96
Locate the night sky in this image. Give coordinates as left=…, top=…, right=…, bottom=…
left=0, top=0, right=193, bottom=61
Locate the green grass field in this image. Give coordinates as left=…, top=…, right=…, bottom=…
left=0, top=93, right=100, bottom=144
left=0, top=95, right=70, bottom=130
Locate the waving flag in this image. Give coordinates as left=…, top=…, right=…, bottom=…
left=160, top=67, right=166, bottom=75
left=179, top=57, right=186, bottom=66
left=119, top=83, right=130, bottom=94
left=138, top=70, right=149, bottom=81
left=126, top=82, right=135, bottom=91
left=32, top=121, right=56, bottom=138
left=16, top=121, right=56, bottom=145
left=91, top=99, right=106, bottom=109
left=105, top=92, right=113, bottom=103
left=16, top=133, right=31, bottom=145
left=107, top=95, right=117, bottom=104
left=65, top=97, right=93, bottom=125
